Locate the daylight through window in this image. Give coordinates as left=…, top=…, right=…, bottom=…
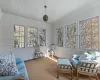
left=80, top=17, right=99, bottom=50
left=14, top=25, right=25, bottom=48
left=65, top=23, right=76, bottom=48
left=28, top=27, right=38, bottom=47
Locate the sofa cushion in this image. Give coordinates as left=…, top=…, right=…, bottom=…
left=17, top=62, right=25, bottom=70
left=0, top=76, right=14, bottom=80
left=0, top=53, right=18, bottom=76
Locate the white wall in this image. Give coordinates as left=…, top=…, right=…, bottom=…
left=0, top=8, right=2, bottom=19
left=0, top=8, right=2, bottom=51
left=52, top=3, right=100, bottom=59
left=0, top=12, right=52, bottom=61
left=1, top=2, right=100, bottom=60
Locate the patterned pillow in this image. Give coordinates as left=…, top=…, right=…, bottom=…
left=0, top=53, right=18, bottom=76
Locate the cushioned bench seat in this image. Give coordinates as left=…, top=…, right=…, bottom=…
left=57, top=58, right=73, bottom=79
left=0, top=58, right=29, bottom=80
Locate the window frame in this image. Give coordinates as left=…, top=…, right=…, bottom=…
left=14, top=25, right=25, bottom=48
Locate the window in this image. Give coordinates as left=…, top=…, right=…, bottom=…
left=14, top=25, right=25, bottom=48
left=39, top=29, right=46, bottom=46
left=57, top=28, right=63, bottom=47
left=80, top=17, right=99, bottom=50
left=65, top=23, right=76, bottom=48
left=28, top=27, right=38, bottom=47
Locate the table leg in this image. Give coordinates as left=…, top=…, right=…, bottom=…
left=57, top=70, right=59, bottom=79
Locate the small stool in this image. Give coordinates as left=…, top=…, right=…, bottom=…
left=57, top=58, right=73, bottom=80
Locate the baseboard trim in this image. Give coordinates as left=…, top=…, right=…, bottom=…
left=24, top=57, right=45, bottom=62
left=24, top=58, right=35, bottom=62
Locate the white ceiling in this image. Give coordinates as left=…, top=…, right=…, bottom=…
left=0, top=0, right=99, bottom=23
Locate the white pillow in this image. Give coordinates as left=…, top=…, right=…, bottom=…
left=95, top=51, right=100, bottom=57
left=79, top=52, right=87, bottom=61
left=0, top=53, right=18, bottom=76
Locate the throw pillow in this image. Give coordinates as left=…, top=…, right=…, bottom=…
left=79, top=52, right=87, bottom=61
left=87, top=51, right=96, bottom=55
left=73, top=54, right=80, bottom=60
left=84, top=52, right=94, bottom=60
left=95, top=56, right=100, bottom=62
left=95, top=51, right=100, bottom=57
left=0, top=53, right=18, bottom=76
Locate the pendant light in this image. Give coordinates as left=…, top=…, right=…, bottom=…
left=43, top=5, right=48, bottom=22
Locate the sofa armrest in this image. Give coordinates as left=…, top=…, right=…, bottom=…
left=71, top=58, right=79, bottom=68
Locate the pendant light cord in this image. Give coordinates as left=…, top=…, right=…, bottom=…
left=45, top=7, right=46, bottom=15
left=44, top=5, right=47, bottom=15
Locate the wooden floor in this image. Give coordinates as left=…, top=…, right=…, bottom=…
left=25, top=58, right=99, bottom=80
